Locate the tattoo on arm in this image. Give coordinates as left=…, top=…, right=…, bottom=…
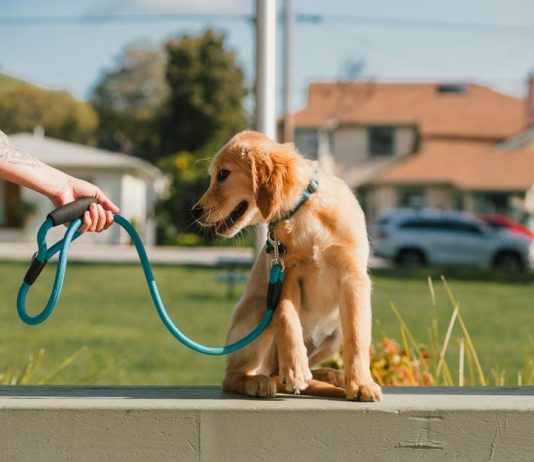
left=0, top=133, right=40, bottom=169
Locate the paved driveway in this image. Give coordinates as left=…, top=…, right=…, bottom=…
left=0, top=243, right=388, bottom=268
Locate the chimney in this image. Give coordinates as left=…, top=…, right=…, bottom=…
left=527, top=73, right=534, bottom=127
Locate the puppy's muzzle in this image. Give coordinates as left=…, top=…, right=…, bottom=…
left=191, top=205, right=204, bottom=221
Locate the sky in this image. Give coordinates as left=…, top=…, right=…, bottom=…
left=1, top=0, right=534, bottom=113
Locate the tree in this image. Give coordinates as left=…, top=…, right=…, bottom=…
left=0, top=86, right=97, bottom=144
left=89, top=31, right=249, bottom=244
left=91, top=42, right=168, bottom=158
left=156, top=152, right=210, bottom=245
left=158, top=29, right=247, bottom=156
left=153, top=30, right=248, bottom=244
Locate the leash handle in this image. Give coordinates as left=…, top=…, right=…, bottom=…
left=47, top=198, right=98, bottom=227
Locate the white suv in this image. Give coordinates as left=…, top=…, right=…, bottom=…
left=371, top=208, right=534, bottom=271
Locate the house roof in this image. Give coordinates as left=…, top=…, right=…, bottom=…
left=368, top=139, right=534, bottom=191
left=10, top=133, right=161, bottom=180
left=293, top=82, right=525, bottom=140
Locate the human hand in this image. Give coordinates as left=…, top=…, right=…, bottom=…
left=50, top=176, right=120, bottom=232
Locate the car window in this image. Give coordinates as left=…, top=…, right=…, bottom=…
left=450, top=221, right=484, bottom=235
left=375, top=216, right=391, bottom=226
left=398, top=218, right=427, bottom=229
left=487, top=221, right=506, bottom=230
left=430, top=219, right=456, bottom=231
left=399, top=218, right=440, bottom=230
left=399, top=218, right=484, bottom=235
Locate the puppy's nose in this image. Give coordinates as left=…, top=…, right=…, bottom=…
left=191, top=205, right=204, bottom=220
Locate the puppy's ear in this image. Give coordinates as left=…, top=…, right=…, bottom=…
left=247, top=142, right=296, bottom=221
left=248, top=150, right=285, bottom=221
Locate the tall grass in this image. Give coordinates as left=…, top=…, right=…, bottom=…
left=369, top=276, right=534, bottom=386
left=0, top=347, right=118, bottom=385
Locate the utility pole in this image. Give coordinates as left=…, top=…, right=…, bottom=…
left=282, top=0, right=294, bottom=142
left=255, top=0, right=277, bottom=251
left=255, top=0, right=277, bottom=140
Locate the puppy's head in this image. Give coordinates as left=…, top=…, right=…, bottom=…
left=193, top=131, right=299, bottom=237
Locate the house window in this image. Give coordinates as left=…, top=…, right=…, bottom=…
left=294, top=128, right=319, bottom=159
left=474, top=192, right=513, bottom=215
left=397, top=187, right=426, bottom=208
left=368, top=126, right=395, bottom=156
left=453, top=192, right=464, bottom=210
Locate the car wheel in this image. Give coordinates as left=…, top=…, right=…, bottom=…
left=395, top=249, right=427, bottom=267
left=493, top=251, right=524, bottom=272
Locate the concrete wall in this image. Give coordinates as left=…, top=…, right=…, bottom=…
left=1, top=386, right=534, bottom=462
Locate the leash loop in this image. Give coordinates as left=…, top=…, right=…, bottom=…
left=17, top=199, right=280, bottom=356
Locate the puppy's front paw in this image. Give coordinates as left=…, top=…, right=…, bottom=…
left=279, top=354, right=313, bottom=394
left=244, top=375, right=277, bottom=398
left=346, top=380, right=382, bottom=402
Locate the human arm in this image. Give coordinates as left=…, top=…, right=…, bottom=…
left=0, top=130, right=119, bottom=232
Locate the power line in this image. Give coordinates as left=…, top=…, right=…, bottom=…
left=0, top=13, right=252, bottom=26
left=1, top=11, right=534, bottom=37
left=296, top=13, right=534, bottom=36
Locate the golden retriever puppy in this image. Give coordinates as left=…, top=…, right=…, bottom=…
left=193, top=131, right=381, bottom=401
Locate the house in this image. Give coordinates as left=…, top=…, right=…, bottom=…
left=0, top=130, right=166, bottom=245
left=291, top=79, right=534, bottom=222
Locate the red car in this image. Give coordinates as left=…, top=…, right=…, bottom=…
left=478, top=214, right=534, bottom=239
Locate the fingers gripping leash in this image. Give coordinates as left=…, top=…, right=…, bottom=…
left=17, top=199, right=283, bottom=356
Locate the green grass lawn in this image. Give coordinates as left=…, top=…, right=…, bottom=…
left=1, top=261, right=533, bottom=385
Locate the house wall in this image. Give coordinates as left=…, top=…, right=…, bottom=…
left=0, top=181, right=5, bottom=226
left=363, top=185, right=397, bottom=221
left=363, top=184, right=456, bottom=222
left=119, top=174, right=150, bottom=245
left=332, top=125, right=417, bottom=168
left=426, top=185, right=455, bottom=209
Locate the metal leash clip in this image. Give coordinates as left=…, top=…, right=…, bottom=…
left=267, top=231, right=285, bottom=271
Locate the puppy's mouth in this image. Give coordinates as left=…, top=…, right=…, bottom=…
left=215, top=200, right=248, bottom=234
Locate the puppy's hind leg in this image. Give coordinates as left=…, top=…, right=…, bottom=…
left=271, top=376, right=346, bottom=399
left=312, top=368, right=345, bottom=388
left=308, top=327, right=342, bottom=368
left=307, top=327, right=345, bottom=388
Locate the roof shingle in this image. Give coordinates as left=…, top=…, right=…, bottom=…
left=369, top=140, right=534, bottom=191
left=293, top=82, right=525, bottom=140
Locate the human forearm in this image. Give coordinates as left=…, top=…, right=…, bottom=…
left=0, top=130, right=118, bottom=232
left=0, top=130, right=70, bottom=201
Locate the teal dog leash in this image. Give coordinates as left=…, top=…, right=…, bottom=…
left=16, top=198, right=283, bottom=356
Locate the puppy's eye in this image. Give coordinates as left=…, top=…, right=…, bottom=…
left=217, top=169, right=230, bottom=182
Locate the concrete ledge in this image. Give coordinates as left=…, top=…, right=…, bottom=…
left=1, top=386, right=534, bottom=461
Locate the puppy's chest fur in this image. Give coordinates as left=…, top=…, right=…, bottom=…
left=298, top=259, right=342, bottom=344
left=272, top=216, right=343, bottom=341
